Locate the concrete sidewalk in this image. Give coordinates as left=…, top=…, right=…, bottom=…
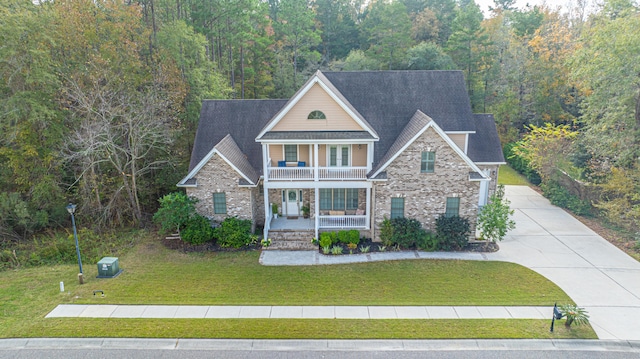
left=46, top=304, right=552, bottom=319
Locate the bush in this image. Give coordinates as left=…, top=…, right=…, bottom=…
left=435, top=215, right=471, bottom=251
left=181, top=215, right=215, bottom=245
left=415, top=230, right=438, bottom=251
left=503, top=143, right=542, bottom=185
left=379, top=217, right=394, bottom=246
left=213, top=217, right=255, bottom=248
left=319, top=232, right=333, bottom=247
left=347, top=230, right=360, bottom=245
left=389, top=217, right=425, bottom=249
left=153, top=192, right=198, bottom=235
left=477, top=185, right=516, bottom=242
left=337, top=230, right=350, bottom=244
left=541, top=181, right=592, bottom=216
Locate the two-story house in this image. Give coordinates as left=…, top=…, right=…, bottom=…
left=178, top=70, right=505, bottom=249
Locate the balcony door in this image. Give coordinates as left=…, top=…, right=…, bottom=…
left=328, top=145, right=350, bottom=167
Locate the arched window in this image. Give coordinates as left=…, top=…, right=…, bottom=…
left=307, top=110, right=326, bottom=120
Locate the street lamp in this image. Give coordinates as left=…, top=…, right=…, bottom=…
left=66, top=203, right=84, bottom=284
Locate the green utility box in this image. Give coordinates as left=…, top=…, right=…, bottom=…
left=97, top=257, right=122, bottom=278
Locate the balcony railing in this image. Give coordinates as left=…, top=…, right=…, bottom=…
left=318, top=215, right=367, bottom=229
left=267, top=165, right=367, bottom=181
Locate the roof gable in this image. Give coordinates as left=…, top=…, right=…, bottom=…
left=271, top=83, right=365, bottom=132
left=256, top=71, right=378, bottom=140
left=178, top=134, right=259, bottom=187
left=369, top=110, right=487, bottom=179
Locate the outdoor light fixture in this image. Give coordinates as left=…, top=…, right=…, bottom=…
left=66, top=203, right=84, bottom=284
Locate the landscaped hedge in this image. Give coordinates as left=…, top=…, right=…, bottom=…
left=213, top=217, right=256, bottom=248
left=379, top=217, right=437, bottom=251
left=435, top=215, right=471, bottom=251
left=503, top=142, right=541, bottom=185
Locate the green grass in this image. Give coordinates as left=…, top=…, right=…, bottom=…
left=498, top=165, right=530, bottom=186
left=0, top=235, right=594, bottom=339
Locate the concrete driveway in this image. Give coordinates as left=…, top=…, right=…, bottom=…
left=486, top=185, right=640, bottom=340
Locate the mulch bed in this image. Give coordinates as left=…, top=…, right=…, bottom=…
left=316, top=238, right=499, bottom=255
left=161, top=236, right=499, bottom=255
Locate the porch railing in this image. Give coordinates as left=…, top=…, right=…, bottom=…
left=318, top=215, right=367, bottom=229
left=268, top=167, right=314, bottom=180
left=266, top=166, right=368, bottom=181
left=318, top=167, right=367, bottom=180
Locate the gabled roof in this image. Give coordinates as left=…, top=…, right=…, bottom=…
left=468, top=114, right=506, bottom=164
left=323, top=71, right=477, bottom=164
left=188, top=100, right=287, bottom=174
left=185, top=71, right=498, bottom=184
left=178, top=134, right=260, bottom=187
left=255, top=71, right=379, bottom=141
left=369, top=110, right=488, bottom=180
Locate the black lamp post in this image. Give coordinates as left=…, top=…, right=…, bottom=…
left=66, top=203, right=84, bottom=284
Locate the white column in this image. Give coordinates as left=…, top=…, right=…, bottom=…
left=314, top=186, right=320, bottom=239
left=314, top=143, right=319, bottom=181
left=262, top=143, right=269, bottom=183
left=367, top=142, right=374, bottom=173
left=263, top=186, right=270, bottom=240
left=365, top=186, right=371, bottom=229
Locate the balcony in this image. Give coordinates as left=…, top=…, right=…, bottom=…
left=266, top=163, right=367, bottom=182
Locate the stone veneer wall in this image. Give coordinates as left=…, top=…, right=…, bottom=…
left=372, top=127, right=480, bottom=240
left=186, top=154, right=254, bottom=224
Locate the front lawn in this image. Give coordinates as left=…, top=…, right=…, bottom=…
left=0, top=234, right=594, bottom=339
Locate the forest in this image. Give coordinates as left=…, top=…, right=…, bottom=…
left=1, top=0, right=639, bottom=249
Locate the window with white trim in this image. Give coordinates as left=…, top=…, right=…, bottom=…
left=307, top=110, right=326, bottom=119
left=445, top=197, right=460, bottom=217
left=319, top=188, right=358, bottom=211
left=390, top=197, right=404, bottom=219
left=284, top=144, right=297, bottom=162
left=421, top=151, right=435, bottom=173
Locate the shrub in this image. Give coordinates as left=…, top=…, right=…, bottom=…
left=213, top=217, right=254, bottom=248
left=503, top=143, right=541, bottom=185
left=541, top=181, right=592, bottom=216
left=181, top=215, right=215, bottom=245
left=389, top=217, right=425, bottom=249
left=415, top=230, right=438, bottom=251
left=319, top=232, right=334, bottom=247
left=337, top=230, right=350, bottom=244
left=153, top=192, right=197, bottom=235
left=559, top=304, right=590, bottom=327
left=477, top=185, right=516, bottom=242
left=379, top=217, right=394, bottom=246
left=348, top=230, right=360, bottom=244
left=435, top=215, right=471, bottom=251
left=330, top=245, right=343, bottom=255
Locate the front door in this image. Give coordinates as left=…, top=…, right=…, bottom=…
left=284, top=189, right=300, bottom=217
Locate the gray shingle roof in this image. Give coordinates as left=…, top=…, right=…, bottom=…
left=369, top=110, right=432, bottom=177
left=214, top=134, right=259, bottom=185
left=323, top=71, right=476, bottom=164
left=189, top=100, right=287, bottom=173
left=187, top=71, right=500, bottom=180
left=468, top=114, right=505, bottom=163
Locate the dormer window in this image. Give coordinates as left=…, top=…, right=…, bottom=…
left=307, top=110, right=326, bottom=120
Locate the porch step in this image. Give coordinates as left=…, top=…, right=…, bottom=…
left=267, top=229, right=317, bottom=251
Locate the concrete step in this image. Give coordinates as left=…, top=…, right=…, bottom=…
left=268, top=229, right=316, bottom=250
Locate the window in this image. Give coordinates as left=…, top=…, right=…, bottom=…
left=329, top=145, right=350, bottom=167
left=284, top=144, right=297, bottom=162
left=390, top=197, right=404, bottom=219
left=307, top=110, right=326, bottom=119
left=445, top=197, right=460, bottom=217
left=421, top=151, right=435, bottom=173
left=319, top=188, right=359, bottom=211
left=213, top=192, right=227, bottom=214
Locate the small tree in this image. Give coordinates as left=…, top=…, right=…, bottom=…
left=477, top=185, right=516, bottom=242
left=152, top=192, right=197, bottom=235
left=559, top=304, right=589, bottom=327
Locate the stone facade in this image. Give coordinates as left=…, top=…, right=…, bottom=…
left=372, top=127, right=480, bottom=240
left=186, top=154, right=255, bottom=224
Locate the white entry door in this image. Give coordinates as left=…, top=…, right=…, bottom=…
left=284, top=189, right=300, bottom=217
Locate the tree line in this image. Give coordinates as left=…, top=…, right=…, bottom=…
left=1, top=0, right=639, bottom=242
